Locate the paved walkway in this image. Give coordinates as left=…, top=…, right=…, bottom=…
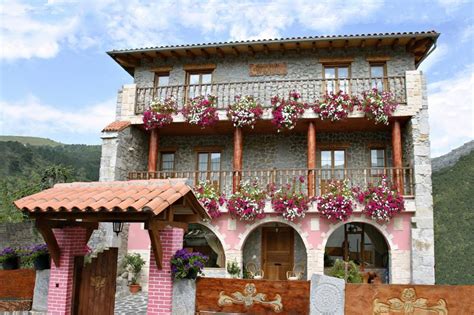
left=114, top=292, right=148, bottom=315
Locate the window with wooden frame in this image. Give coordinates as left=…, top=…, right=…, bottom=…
left=369, top=63, right=388, bottom=91
left=159, top=151, right=175, bottom=172
left=369, top=147, right=386, bottom=177
left=186, top=70, right=213, bottom=99
left=320, top=149, right=346, bottom=179
left=323, top=65, right=351, bottom=94
left=153, top=72, right=170, bottom=100
left=195, top=149, right=221, bottom=187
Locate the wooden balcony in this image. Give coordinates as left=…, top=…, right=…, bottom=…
left=134, top=76, right=406, bottom=114
left=128, top=167, right=414, bottom=197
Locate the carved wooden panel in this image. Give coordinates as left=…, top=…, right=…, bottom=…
left=196, top=277, right=310, bottom=314
left=249, top=63, right=287, bottom=76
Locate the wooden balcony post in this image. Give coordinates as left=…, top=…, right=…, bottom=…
left=307, top=121, right=316, bottom=197
left=148, top=129, right=159, bottom=173
left=233, top=127, right=243, bottom=193
left=391, top=120, right=404, bottom=193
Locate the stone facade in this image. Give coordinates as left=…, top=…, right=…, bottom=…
left=0, top=221, right=43, bottom=250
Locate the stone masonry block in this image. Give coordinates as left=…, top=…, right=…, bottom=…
left=310, top=274, right=345, bottom=315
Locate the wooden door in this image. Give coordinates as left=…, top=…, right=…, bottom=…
left=72, top=247, right=118, bottom=315
left=262, top=227, right=294, bottom=280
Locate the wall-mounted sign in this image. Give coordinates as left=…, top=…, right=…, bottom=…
left=249, top=63, right=287, bottom=76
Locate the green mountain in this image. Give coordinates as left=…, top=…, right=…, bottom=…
left=433, top=147, right=474, bottom=285
left=0, top=135, right=63, bottom=147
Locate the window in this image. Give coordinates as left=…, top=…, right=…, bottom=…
left=321, top=150, right=346, bottom=180
left=370, top=64, right=387, bottom=91
left=187, top=71, right=213, bottom=98
left=324, top=65, right=350, bottom=93
left=370, top=148, right=386, bottom=177
left=196, top=151, right=221, bottom=185
left=154, top=73, right=170, bottom=88
left=153, top=73, right=170, bottom=100
left=160, top=152, right=175, bottom=172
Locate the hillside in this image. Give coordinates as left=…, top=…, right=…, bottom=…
left=433, top=147, right=474, bottom=285
left=432, top=140, right=474, bottom=172
left=0, top=135, right=63, bottom=147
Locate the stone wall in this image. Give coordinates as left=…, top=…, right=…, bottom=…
left=0, top=221, right=43, bottom=250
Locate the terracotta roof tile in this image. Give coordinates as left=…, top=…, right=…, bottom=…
left=102, top=121, right=131, bottom=132
left=14, top=179, right=209, bottom=220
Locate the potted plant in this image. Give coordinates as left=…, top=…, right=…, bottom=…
left=227, top=95, right=264, bottom=128
left=143, top=97, right=177, bottom=130
left=269, top=176, right=311, bottom=222
left=328, top=259, right=363, bottom=283
left=227, top=180, right=266, bottom=222
left=0, top=247, right=20, bottom=270
left=314, top=90, right=357, bottom=121
left=271, top=90, right=307, bottom=132
left=317, top=179, right=355, bottom=222
left=181, top=94, right=219, bottom=128
left=227, top=260, right=241, bottom=278
left=171, top=249, right=208, bottom=280
left=29, top=244, right=50, bottom=270
left=122, top=253, right=146, bottom=294
left=359, top=88, right=398, bottom=125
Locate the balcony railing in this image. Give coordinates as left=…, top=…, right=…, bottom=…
left=134, top=76, right=406, bottom=114
left=128, top=167, right=414, bottom=197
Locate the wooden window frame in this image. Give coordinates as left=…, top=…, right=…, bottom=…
left=368, top=146, right=387, bottom=178
left=322, top=64, right=352, bottom=94
left=194, top=148, right=222, bottom=187
left=153, top=72, right=170, bottom=89
left=158, top=150, right=176, bottom=172
left=369, top=63, right=388, bottom=91
left=319, top=148, right=347, bottom=169
left=185, top=70, right=214, bottom=102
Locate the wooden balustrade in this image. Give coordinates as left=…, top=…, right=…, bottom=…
left=128, top=167, right=414, bottom=197
left=134, top=76, right=407, bottom=114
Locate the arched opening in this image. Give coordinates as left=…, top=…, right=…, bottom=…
left=324, top=222, right=390, bottom=283
left=183, top=223, right=225, bottom=268
left=242, top=222, right=307, bottom=280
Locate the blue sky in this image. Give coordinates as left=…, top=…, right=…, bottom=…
left=0, top=0, right=473, bottom=157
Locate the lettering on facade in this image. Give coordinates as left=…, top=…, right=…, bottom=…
left=249, top=63, right=287, bottom=76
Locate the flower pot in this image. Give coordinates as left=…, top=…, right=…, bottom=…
left=2, top=257, right=20, bottom=270
left=34, top=254, right=51, bottom=270
left=129, top=284, right=141, bottom=294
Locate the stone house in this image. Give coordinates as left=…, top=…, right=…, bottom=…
left=99, top=31, right=438, bottom=287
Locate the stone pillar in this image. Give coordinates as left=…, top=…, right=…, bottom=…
left=147, top=227, right=184, bottom=315
left=148, top=129, right=159, bottom=173
left=391, top=119, right=404, bottom=193
left=233, top=127, right=243, bottom=193
left=307, top=122, right=316, bottom=197
left=47, top=227, right=88, bottom=315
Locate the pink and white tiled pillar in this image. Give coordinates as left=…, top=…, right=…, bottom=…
left=47, top=227, right=88, bottom=315
left=147, top=227, right=184, bottom=315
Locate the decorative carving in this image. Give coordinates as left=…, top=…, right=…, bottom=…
left=90, top=276, right=106, bottom=291
left=218, top=283, right=283, bottom=312
left=249, top=63, right=287, bottom=76
left=373, top=288, right=448, bottom=314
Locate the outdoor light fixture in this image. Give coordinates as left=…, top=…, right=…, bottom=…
left=113, top=221, right=124, bottom=236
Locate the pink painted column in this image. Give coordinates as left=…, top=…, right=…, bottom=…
left=47, top=227, right=88, bottom=315
left=147, top=227, right=184, bottom=315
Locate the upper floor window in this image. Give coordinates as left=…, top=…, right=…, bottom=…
left=187, top=71, right=213, bottom=98
left=154, top=73, right=170, bottom=88
left=324, top=65, right=350, bottom=94
left=153, top=73, right=170, bottom=100
left=370, top=148, right=386, bottom=168
left=370, top=64, right=387, bottom=91
left=321, top=149, right=346, bottom=179
left=160, top=152, right=175, bottom=172
left=196, top=150, right=221, bottom=186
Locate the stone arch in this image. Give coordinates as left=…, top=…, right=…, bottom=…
left=184, top=222, right=227, bottom=269
left=198, top=221, right=229, bottom=251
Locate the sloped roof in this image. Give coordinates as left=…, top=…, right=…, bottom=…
left=14, top=179, right=206, bottom=217
left=102, top=121, right=131, bottom=132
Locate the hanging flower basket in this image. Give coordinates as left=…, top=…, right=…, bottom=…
left=182, top=95, right=219, bottom=128
left=359, top=88, right=398, bottom=125
left=143, top=97, right=177, bottom=130
left=353, top=176, right=404, bottom=222
left=269, top=176, right=310, bottom=222
left=271, top=90, right=307, bottom=132
left=227, top=95, right=264, bottom=128
left=194, top=181, right=226, bottom=219
left=314, top=90, right=358, bottom=121
left=227, top=180, right=266, bottom=222
left=317, top=180, right=354, bottom=222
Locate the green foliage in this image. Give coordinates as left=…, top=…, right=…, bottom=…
left=0, top=136, right=62, bottom=147
left=0, top=140, right=101, bottom=223
left=226, top=260, right=241, bottom=276
left=328, top=259, right=363, bottom=283
left=122, top=253, right=146, bottom=284
left=433, top=151, right=474, bottom=285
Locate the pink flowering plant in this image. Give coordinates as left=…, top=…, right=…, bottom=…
left=194, top=181, right=226, bottom=219
left=271, top=90, right=308, bottom=132
left=227, top=95, right=264, bottom=128
left=143, top=97, right=177, bottom=130
left=317, top=179, right=354, bottom=222
left=268, top=176, right=311, bottom=222
left=227, top=180, right=266, bottom=222
left=359, top=88, right=398, bottom=125
left=182, top=94, right=219, bottom=128
left=314, top=90, right=358, bottom=121
left=353, top=176, right=404, bottom=222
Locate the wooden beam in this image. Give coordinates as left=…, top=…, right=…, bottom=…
left=312, top=41, right=316, bottom=52
left=391, top=38, right=399, bottom=50
left=147, top=225, right=163, bottom=269
left=201, top=48, right=210, bottom=59
left=409, top=38, right=432, bottom=52
left=141, top=53, right=153, bottom=63
left=173, top=214, right=201, bottom=223
left=307, top=122, right=316, bottom=197
left=155, top=51, right=168, bottom=61
left=231, top=46, right=240, bottom=57
left=405, top=37, right=416, bottom=51
left=360, top=39, right=366, bottom=48
left=36, top=220, right=61, bottom=267
left=216, top=47, right=225, bottom=58
left=375, top=39, right=382, bottom=49
left=170, top=50, right=181, bottom=59
left=247, top=45, right=255, bottom=57
left=296, top=42, right=301, bottom=53
left=391, top=120, right=404, bottom=193
left=148, top=129, right=159, bottom=172
left=280, top=43, right=286, bottom=54
left=263, top=44, right=270, bottom=55
left=344, top=40, right=349, bottom=50
left=233, top=127, right=243, bottom=193
left=29, top=212, right=153, bottom=222
left=328, top=40, right=333, bottom=50
left=185, top=49, right=196, bottom=60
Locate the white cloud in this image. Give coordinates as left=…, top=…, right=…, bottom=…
left=0, top=95, right=115, bottom=144
left=418, top=43, right=448, bottom=74
left=428, top=65, right=474, bottom=157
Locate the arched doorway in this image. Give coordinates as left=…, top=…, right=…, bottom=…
left=324, top=222, right=390, bottom=283
left=242, top=222, right=307, bottom=280
left=183, top=223, right=225, bottom=268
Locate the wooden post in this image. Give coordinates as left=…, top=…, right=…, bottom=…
left=233, top=127, right=243, bottom=193
left=148, top=129, right=159, bottom=173
left=307, top=121, right=316, bottom=197
left=391, top=120, right=403, bottom=193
